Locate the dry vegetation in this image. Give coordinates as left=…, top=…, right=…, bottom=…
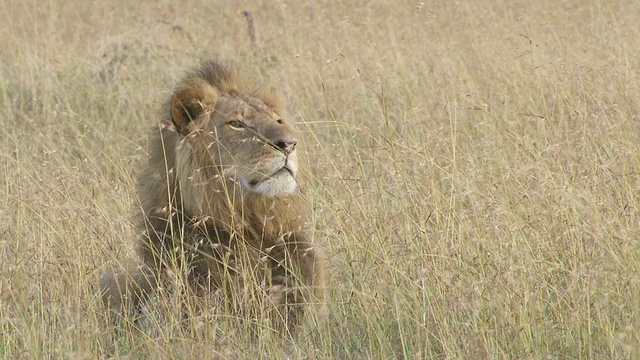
left=1, top=0, right=639, bottom=358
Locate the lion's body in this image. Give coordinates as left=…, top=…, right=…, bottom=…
left=100, top=61, right=328, bottom=330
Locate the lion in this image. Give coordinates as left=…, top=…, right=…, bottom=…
left=99, top=60, right=329, bottom=332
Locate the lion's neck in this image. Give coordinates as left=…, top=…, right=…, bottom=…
left=177, top=169, right=305, bottom=243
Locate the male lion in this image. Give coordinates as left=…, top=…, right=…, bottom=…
left=100, top=60, right=329, bottom=331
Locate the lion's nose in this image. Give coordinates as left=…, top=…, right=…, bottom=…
left=275, top=139, right=297, bottom=154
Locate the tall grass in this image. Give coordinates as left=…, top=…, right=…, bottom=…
left=1, top=0, right=639, bottom=358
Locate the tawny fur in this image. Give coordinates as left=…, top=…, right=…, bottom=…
left=100, top=60, right=328, bottom=330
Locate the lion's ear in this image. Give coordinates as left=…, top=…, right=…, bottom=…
left=170, top=84, right=218, bottom=134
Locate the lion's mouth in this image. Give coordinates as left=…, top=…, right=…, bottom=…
left=242, top=160, right=298, bottom=196
left=248, top=166, right=294, bottom=187
left=281, top=164, right=295, bottom=177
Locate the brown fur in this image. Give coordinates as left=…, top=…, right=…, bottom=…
left=100, top=60, right=329, bottom=331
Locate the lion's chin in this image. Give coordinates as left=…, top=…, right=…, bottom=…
left=241, top=169, right=298, bottom=197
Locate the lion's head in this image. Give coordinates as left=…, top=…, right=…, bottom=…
left=166, top=62, right=300, bottom=213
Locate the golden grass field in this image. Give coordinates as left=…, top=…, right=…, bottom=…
left=1, top=0, right=639, bottom=358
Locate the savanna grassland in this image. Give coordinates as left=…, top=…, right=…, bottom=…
left=1, top=0, right=639, bottom=358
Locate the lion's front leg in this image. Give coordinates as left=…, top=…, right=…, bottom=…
left=99, top=259, right=159, bottom=319
left=268, top=234, right=329, bottom=329
left=288, top=238, right=329, bottom=311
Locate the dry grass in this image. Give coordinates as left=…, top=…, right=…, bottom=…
left=1, top=0, right=639, bottom=358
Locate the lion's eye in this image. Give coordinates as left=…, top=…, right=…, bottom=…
left=228, top=120, right=245, bottom=130
left=276, top=119, right=283, bottom=124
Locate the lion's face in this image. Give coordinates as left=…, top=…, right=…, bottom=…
left=170, top=81, right=299, bottom=198
left=206, top=94, right=299, bottom=196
